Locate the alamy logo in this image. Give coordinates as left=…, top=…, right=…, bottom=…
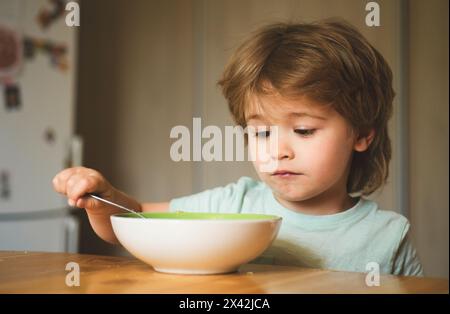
left=65, top=262, right=80, bottom=287
left=65, top=1, right=80, bottom=27
left=365, top=262, right=381, bottom=286
left=169, top=118, right=279, bottom=172
left=365, top=1, right=380, bottom=27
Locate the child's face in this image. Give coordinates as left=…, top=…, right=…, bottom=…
left=246, top=94, right=361, bottom=203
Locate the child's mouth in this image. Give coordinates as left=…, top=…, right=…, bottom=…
left=271, top=170, right=302, bottom=177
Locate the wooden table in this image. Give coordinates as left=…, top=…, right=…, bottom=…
left=0, top=251, right=447, bottom=293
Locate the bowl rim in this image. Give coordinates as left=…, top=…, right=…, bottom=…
left=110, top=211, right=282, bottom=223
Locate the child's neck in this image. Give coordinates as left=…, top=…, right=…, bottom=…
left=274, top=187, right=358, bottom=216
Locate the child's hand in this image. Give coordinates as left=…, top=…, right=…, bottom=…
left=52, top=167, right=116, bottom=215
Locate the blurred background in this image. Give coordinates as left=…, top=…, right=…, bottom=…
left=0, top=0, right=448, bottom=279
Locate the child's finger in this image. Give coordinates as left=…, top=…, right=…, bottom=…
left=67, top=175, right=97, bottom=202
left=76, top=196, right=97, bottom=209
left=53, top=168, right=77, bottom=194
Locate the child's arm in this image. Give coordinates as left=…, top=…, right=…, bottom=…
left=141, top=202, right=169, bottom=212
left=84, top=200, right=169, bottom=245
left=52, top=167, right=167, bottom=245
left=392, top=232, right=424, bottom=277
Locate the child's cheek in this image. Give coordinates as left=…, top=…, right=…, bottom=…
left=308, top=138, right=353, bottom=180
left=248, top=140, right=278, bottom=173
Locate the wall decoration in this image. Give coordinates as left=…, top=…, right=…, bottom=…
left=4, top=82, right=21, bottom=111
left=0, top=23, right=22, bottom=79
left=0, top=170, right=11, bottom=200
left=44, top=127, right=56, bottom=144
left=37, top=0, right=67, bottom=29
left=23, top=36, right=68, bottom=71
left=0, top=17, right=69, bottom=113
left=0, top=23, right=22, bottom=111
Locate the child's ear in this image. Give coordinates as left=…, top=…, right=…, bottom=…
left=353, top=129, right=375, bottom=152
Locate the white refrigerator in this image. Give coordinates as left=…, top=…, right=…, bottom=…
left=0, top=0, right=80, bottom=252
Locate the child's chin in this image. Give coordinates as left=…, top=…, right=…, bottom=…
left=273, top=188, right=311, bottom=203
left=280, top=194, right=310, bottom=203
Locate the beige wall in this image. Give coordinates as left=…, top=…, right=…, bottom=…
left=409, top=0, right=449, bottom=278
left=77, top=0, right=195, bottom=201
left=76, top=0, right=449, bottom=277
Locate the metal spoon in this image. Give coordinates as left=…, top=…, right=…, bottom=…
left=88, top=194, right=146, bottom=218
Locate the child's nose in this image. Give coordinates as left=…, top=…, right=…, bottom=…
left=272, top=138, right=295, bottom=160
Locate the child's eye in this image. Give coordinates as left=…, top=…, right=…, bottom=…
left=255, top=130, right=271, bottom=138
left=294, top=129, right=316, bottom=137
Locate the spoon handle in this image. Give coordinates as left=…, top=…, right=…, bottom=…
left=88, top=194, right=145, bottom=218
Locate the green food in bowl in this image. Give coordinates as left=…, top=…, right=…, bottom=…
left=114, top=211, right=281, bottom=221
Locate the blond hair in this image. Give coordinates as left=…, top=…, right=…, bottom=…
left=218, top=19, right=395, bottom=196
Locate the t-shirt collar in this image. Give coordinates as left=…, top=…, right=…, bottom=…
left=267, top=191, right=376, bottom=230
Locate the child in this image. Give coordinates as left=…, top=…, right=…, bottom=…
left=53, top=19, right=423, bottom=276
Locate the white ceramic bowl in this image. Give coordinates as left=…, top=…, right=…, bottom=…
left=111, top=212, right=282, bottom=275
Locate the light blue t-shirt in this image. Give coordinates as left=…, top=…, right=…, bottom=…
left=169, top=177, right=424, bottom=276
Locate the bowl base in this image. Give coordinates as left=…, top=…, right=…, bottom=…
left=153, top=266, right=239, bottom=275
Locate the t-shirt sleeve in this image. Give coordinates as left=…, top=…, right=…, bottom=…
left=169, top=176, right=258, bottom=214
left=392, top=223, right=424, bottom=277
